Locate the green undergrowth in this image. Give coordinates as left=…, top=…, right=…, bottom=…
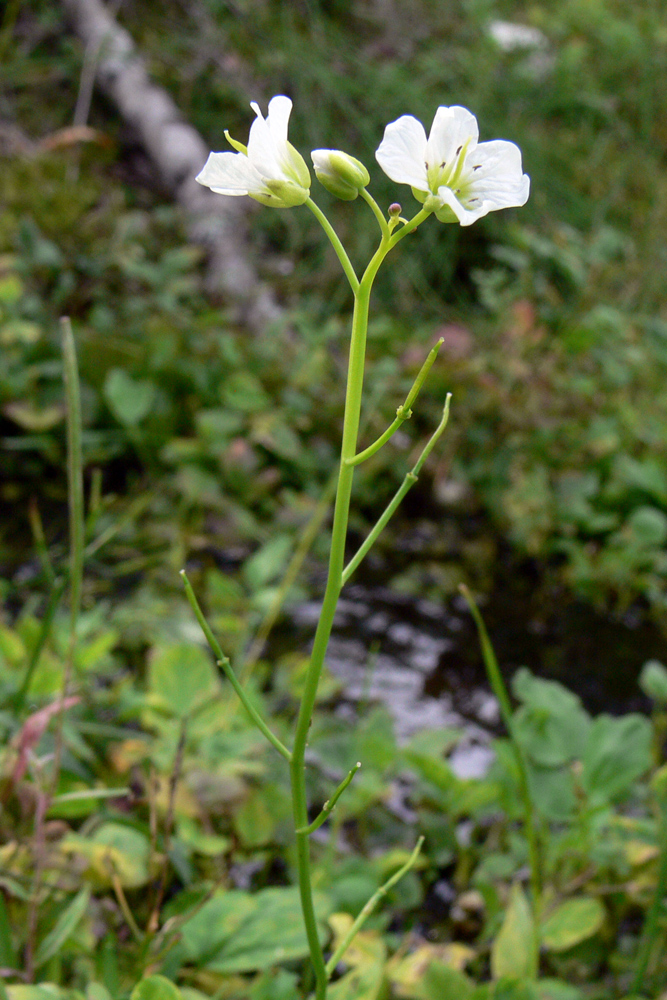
left=1, top=585, right=667, bottom=995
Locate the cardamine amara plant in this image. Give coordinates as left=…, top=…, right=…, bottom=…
left=186, top=94, right=529, bottom=999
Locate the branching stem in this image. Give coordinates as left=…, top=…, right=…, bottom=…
left=181, top=571, right=291, bottom=761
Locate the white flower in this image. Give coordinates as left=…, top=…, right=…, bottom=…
left=196, top=95, right=310, bottom=208
left=375, top=105, right=530, bottom=226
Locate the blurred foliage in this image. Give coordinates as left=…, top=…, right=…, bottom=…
left=3, top=0, right=667, bottom=618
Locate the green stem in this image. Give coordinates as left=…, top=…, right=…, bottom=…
left=306, top=198, right=359, bottom=294
left=342, top=396, right=451, bottom=585
left=50, top=318, right=85, bottom=797
left=297, top=762, right=361, bottom=835
left=62, top=318, right=84, bottom=640
left=346, top=338, right=444, bottom=466
left=359, top=188, right=389, bottom=237
left=458, top=585, right=542, bottom=939
left=631, top=803, right=667, bottom=992
left=181, top=571, right=291, bottom=761
left=388, top=207, right=432, bottom=249
left=325, top=837, right=424, bottom=976
left=14, top=578, right=66, bottom=713
left=291, top=203, right=432, bottom=999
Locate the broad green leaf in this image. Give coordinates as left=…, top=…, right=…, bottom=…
left=512, top=669, right=590, bottom=767
left=526, top=764, right=576, bottom=823
left=415, top=963, right=474, bottom=1000
left=130, top=977, right=183, bottom=1000
left=34, top=887, right=90, bottom=969
left=242, top=535, right=292, bottom=590
left=491, top=980, right=541, bottom=1000
left=541, top=898, right=604, bottom=952
left=625, top=506, right=667, bottom=547
left=491, top=883, right=536, bottom=981
left=249, top=970, right=300, bottom=1000
left=536, top=980, right=585, bottom=1000
left=639, top=659, right=667, bottom=703
left=181, top=886, right=330, bottom=973
left=180, top=891, right=255, bottom=963
left=222, top=371, right=270, bottom=412
left=582, top=714, right=652, bottom=803
left=86, top=986, right=113, bottom=1000
left=104, top=368, right=156, bottom=426
left=148, top=642, right=219, bottom=718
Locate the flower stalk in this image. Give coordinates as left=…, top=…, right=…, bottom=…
left=190, top=94, right=529, bottom=997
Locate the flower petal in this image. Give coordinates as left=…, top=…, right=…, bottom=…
left=376, top=115, right=428, bottom=189
left=195, top=151, right=264, bottom=195
left=426, top=105, right=479, bottom=173
left=463, top=139, right=530, bottom=212
left=248, top=105, right=285, bottom=181
left=266, top=95, right=293, bottom=143
left=435, top=186, right=488, bottom=226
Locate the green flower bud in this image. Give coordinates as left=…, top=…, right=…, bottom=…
left=311, top=149, right=370, bottom=201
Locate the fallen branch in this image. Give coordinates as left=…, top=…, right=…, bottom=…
left=60, top=0, right=280, bottom=328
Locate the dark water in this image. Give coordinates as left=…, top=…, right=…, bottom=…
left=282, top=576, right=666, bottom=776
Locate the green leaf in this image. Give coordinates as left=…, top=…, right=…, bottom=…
left=625, top=506, right=667, bottom=548
left=526, top=764, right=576, bottom=823
left=234, top=789, right=277, bottom=847
left=581, top=714, right=652, bottom=802
left=415, top=963, right=474, bottom=1000
left=512, top=669, right=590, bottom=767
left=491, top=981, right=541, bottom=1000
left=104, top=368, right=156, bottom=426
left=541, top=897, right=605, bottom=952
left=130, top=977, right=183, bottom=1000
left=535, top=979, right=585, bottom=1000
left=86, top=987, right=113, bottom=1000
left=6, top=988, right=65, bottom=1000
left=34, top=887, right=90, bottom=969
left=639, top=659, right=667, bottom=703
left=242, top=535, right=292, bottom=590
left=180, top=886, right=330, bottom=973
left=149, top=642, right=219, bottom=718
left=249, top=970, right=300, bottom=1000
left=491, top=883, right=536, bottom=981
left=222, top=371, right=270, bottom=412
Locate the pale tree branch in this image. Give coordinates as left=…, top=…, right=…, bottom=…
left=59, top=0, right=281, bottom=329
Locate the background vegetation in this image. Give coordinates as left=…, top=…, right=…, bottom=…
left=3, top=0, right=667, bottom=996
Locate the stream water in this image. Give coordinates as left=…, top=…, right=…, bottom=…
left=282, top=575, right=666, bottom=777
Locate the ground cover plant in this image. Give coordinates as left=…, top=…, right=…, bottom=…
left=3, top=0, right=667, bottom=997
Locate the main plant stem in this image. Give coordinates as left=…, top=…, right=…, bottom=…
left=290, top=206, right=431, bottom=999
left=290, top=240, right=387, bottom=1000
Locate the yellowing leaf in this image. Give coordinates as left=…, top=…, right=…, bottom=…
left=327, top=913, right=386, bottom=1000
left=388, top=942, right=475, bottom=996
left=61, top=823, right=152, bottom=888
left=491, top=883, right=536, bottom=981
left=541, top=897, right=605, bottom=952
left=625, top=839, right=659, bottom=867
